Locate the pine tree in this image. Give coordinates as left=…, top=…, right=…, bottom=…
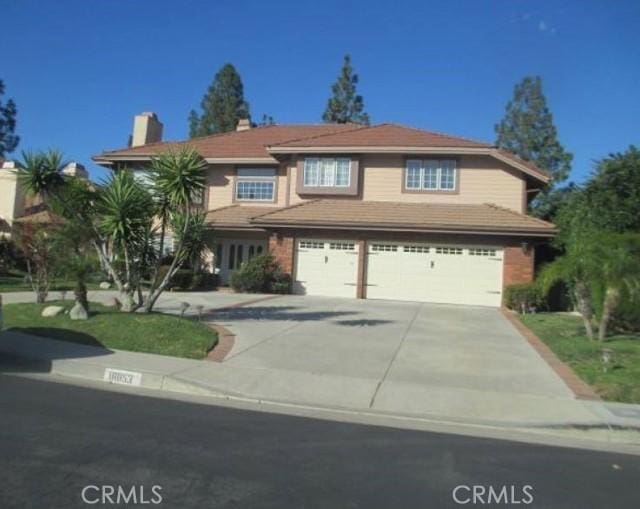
left=322, top=55, right=370, bottom=124
left=0, top=79, right=19, bottom=157
left=188, top=64, right=250, bottom=138
left=495, top=76, right=572, bottom=216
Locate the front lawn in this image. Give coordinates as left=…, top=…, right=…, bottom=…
left=2, top=301, right=218, bottom=360
left=0, top=271, right=102, bottom=293
left=519, top=313, right=640, bottom=404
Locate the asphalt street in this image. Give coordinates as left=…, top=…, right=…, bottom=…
left=0, top=371, right=638, bottom=508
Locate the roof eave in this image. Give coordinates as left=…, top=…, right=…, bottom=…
left=249, top=220, right=556, bottom=237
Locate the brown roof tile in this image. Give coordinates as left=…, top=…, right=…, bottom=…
left=251, top=200, right=555, bottom=235
left=269, top=123, right=492, bottom=148
left=205, top=205, right=280, bottom=228
left=94, top=124, right=361, bottom=160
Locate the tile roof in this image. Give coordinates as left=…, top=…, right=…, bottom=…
left=94, top=124, right=360, bottom=160
left=251, top=200, right=556, bottom=235
left=268, top=123, right=491, bottom=148
left=93, top=122, right=548, bottom=182
left=204, top=205, right=280, bottom=228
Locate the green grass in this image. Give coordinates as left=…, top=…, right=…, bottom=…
left=2, top=301, right=218, bottom=360
left=0, top=271, right=102, bottom=293
left=519, top=313, right=640, bottom=404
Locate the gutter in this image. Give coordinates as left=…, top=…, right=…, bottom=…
left=248, top=221, right=556, bottom=238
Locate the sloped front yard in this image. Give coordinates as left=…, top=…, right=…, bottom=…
left=2, top=301, right=218, bottom=360
left=519, top=313, right=640, bottom=404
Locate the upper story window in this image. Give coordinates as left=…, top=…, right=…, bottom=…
left=405, top=159, right=457, bottom=192
left=235, top=167, right=276, bottom=202
left=303, top=158, right=351, bottom=187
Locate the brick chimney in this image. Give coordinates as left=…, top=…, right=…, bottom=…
left=131, top=112, right=163, bottom=147
left=236, top=118, right=251, bottom=132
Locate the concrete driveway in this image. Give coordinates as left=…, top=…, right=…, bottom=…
left=203, top=295, right=597, bottom=424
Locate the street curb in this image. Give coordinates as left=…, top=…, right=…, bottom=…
left=501, top=309, right=601, bottom=401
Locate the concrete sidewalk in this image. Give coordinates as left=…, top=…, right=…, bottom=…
left=2, top=329, right=640, bottom=440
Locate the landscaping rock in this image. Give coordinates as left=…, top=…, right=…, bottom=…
left=103, top=297, right=122, bottom=309
left=69, top=302, right=89, bottom=321
left=41, top=305, right=65, bottom=318
left=99, top=281, right=111, bottom=290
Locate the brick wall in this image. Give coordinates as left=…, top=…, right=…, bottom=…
left=503, top=245, right=535, bottom=287
left=268, top=232, right=295, bottom=274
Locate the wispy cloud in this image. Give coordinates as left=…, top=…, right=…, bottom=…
left=538, top=20, right=548, bottom=32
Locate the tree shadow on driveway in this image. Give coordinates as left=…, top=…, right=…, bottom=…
left=202, top=306, right=396, bottom=327
left=202, top=305, right=360, bottom=323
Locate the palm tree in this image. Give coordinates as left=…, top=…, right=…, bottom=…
left=539, top=233, right=640, bottom=341
left=539, top=245, right=597, bottom=340
left=98, top=170, right=154, bottom=311
left=592, top=234, right=640, bottom=340
left=142, top=147, right=206, bottom=313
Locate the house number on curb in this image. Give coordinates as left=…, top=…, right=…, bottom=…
left=103, top=368, right=143, bottom=386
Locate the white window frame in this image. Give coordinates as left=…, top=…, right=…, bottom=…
left=235, top=167, right=276, bottom=202
left=405, top=159, right=457, bottom=191
left=303, top=157, right=351, bottom=188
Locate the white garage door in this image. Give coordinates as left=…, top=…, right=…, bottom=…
left=294, top=239, right=358, bottom=298
left=366, top=242, right=503, bottom=307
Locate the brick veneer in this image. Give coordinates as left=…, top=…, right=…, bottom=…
left=502, top=245, right=534, bottom=287
left=269, top=232, right=295, bottom=274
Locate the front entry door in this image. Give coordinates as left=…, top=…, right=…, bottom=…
left=218, top=240, right=266, bottom=284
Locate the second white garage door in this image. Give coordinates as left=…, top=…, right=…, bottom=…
left=294, top=239, right=359, bottom=298
left=366, top=242, right=504, bottom=307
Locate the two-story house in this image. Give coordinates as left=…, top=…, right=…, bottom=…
left=94, top=113, right=555, bottom=307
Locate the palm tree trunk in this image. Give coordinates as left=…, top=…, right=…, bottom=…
left=598, top=287, right=620, bottom=342
left=574, top=281, right=595, bottom=340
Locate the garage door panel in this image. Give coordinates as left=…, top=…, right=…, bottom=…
left=366, top=242, right=503, bottom=307
left=294, top=239, right=358, bottom=298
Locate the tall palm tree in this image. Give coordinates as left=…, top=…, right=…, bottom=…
left=142, top=147, right=206, bottom=313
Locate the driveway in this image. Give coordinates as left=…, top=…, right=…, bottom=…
left=203, top=295, right=600, bottom=424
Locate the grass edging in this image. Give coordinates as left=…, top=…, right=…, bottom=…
left=501, top=308, right=601, bottom=401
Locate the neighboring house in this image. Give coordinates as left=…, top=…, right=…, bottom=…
left=0, top=160, right=88, bottom=234
left=93, top=113, right=555, bottom=307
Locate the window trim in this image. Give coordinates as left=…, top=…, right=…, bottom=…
left=303, top=157, right=351, bottom=188
left=233, top=166, right=278, bottom=203
left=402, top=157, right=460, bottom=194
left=296, top=156, right=360, bottom=196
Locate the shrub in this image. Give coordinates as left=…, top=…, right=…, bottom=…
left=504, top=283, right=544, bottom=313
left=0, top=237, right=26, bottom=275
left=157, top=266, right=218, bottom=291
left=230, top=254, right=290, bottom=294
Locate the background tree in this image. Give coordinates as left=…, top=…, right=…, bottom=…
left=322, top=55, right=370, bottom=125
left=495, top=76, right=572, bottom=217
left=188, top=63, right=251, bottom=137
left=0, top=79, right=19, bottom=157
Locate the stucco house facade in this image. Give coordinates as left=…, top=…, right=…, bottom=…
left=94, top=113, right=555, bottom=307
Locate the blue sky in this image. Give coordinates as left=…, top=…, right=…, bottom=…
left=1, top=0, right=638, bottom=182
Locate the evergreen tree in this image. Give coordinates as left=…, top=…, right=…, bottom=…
left=0, top=79, right=19, bottom=157
left=188, top=64, right=250, bottom=138
left=495, top=76, right=572, bottom=217
left=322, top=55, right=370, bottom=124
